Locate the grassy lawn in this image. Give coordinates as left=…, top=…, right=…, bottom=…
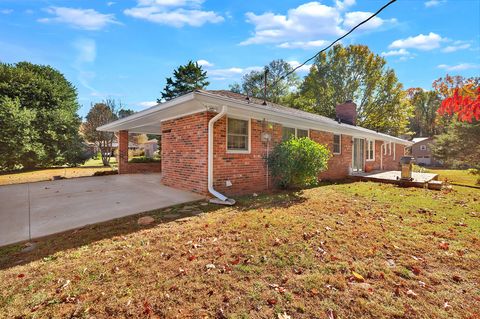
left=0, top=158, right=117, bottom=186
left=426, top=169, right=479, bottom=187
left=0, top=182, right=479, bottom=318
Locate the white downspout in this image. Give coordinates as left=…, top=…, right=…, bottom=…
left=208, top=106, right=235, bottom=205
left=381, top=142, right=385, bottom=170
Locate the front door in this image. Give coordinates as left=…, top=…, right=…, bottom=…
left=352, top=138, right=365, bottom=172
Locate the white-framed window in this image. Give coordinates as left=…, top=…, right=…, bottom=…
left=333, top=134, right=341, bottom=154
left=282, top=126, right=309, bottom=140
left=420, top=145, right=427, bottom=151
left=227, top=117, right=250, bottom=153
left=367, top=139, right=375, bottom=161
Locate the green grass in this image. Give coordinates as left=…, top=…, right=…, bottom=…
left=426, top=168, right=479, bottom=187
left=82, top=157, right=117, bottom=167
left=0, top=182, right=479, bottom=318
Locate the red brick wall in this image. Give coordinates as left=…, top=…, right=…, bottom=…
left=382, top=143, right=405, bottom=171
left=122, top=162, right=161, bottom=174
left=118, top=130, right=129, bottom=174
left=212, top=117, right=283, bottom=196
left=310, top=130, right=353, bottom=180
left=161, top=112, right=212, bottom=195
left=159, top=111, right=407, bottom=197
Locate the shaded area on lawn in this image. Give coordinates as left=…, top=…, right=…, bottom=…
left=0, top=192, right=305, bottom=270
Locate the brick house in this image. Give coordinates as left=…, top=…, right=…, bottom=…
left=98, top=90, right=412, bottom=203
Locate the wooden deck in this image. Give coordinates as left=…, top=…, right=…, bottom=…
left=350, top=170, right=442, bottom=189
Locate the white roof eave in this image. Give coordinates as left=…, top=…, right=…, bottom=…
left=195, top=91, right=413, bottom=146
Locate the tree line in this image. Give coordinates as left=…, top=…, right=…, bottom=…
left=1, top=44, right=478, bottom=172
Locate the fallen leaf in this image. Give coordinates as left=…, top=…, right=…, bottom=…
left=411, top=266, right=421, bottom=276
left=277, top=312, right=291, bottom=319
left=439, top=242, right=449, bottom=250
left=326, top=309, right=337, bottom=319
left=310, top=288, right=320, bottom=296
left=143, top=300, right=152, bottom=315
left=406, top=289, right=418, bottom=298
left=17, top=274, right=25, bottom=279
left=188, top=255, right=196, bottom=261
left=352, top=271, right=365, bottom=282
left=267, top=298, right=277, bottom=306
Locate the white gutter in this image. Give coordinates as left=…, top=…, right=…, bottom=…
left=208, top=106, right=235, bottom=205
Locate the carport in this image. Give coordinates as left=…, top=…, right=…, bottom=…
left=0, top=173, right=203, bottom=246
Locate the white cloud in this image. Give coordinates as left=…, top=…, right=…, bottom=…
left=241, top=2, right=344, bottom=46
left=197, top=59, right=214, bottom=67
left=278, top=40, right=328, bottom=49
left=124, top=0, right=223, bottom=27
left=288, top=60, right=312, bottom=72
left=437, top=63, right=480, bottom=71
left=207, top=66, right=262, bottom=80
left=442, top=42, right=471, bottom=53
left=335, top=0, right=356, bottom=11
left=389, top=32, right=446, bottom=51
left=38, top=7, right=118, bottom=30
left=0, top=9, right=13, bottom=14
left=72, top=39, right=97, bottom=93
left=343, top=11, right=394, bottom=30
left=138, top=101, right=158, bottom=107
left=73, top=38, right=96, bottom=63
left=107, top=2, right=116, bottom=6
left=381, top=48, right=410, bottom=57
left=241, top=2, right=393, bottom=47
left=425, top=0, right=446, bottom=8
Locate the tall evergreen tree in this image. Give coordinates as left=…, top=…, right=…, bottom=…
left=158, top=61, right=209, bottom=102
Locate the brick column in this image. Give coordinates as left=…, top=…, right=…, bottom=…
left=118, top=130, right=129, bottom=174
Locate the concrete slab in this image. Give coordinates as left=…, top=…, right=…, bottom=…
left=350, top=170, right=440, bottom=188
left=0, top=174, right=203, bottom=246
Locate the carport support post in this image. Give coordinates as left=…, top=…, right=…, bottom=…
left=118, top=130, right=129, bottom=174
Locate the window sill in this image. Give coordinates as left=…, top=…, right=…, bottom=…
left=226, top=150, right=251, bottom=154
left=366, top=159, right=375, bottom=162
left=333, top=152, right=341, bottom=155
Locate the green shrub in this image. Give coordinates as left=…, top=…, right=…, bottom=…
left=268, top=137, right=331, bottom=188
left=128, top=156, right=161, bottom=163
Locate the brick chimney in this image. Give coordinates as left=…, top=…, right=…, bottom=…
left=336, top=100, right=357, bottom=125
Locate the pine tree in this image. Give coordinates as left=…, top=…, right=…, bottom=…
left=158, top=61, right=209, bottom=102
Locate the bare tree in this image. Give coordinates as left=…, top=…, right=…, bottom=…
left=82, top=99, right=121, bottom=166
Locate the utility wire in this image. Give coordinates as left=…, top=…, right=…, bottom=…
left=270, top=0, right=397, bottom=89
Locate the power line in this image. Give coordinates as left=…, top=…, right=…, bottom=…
left=270, top=0, right=397, bottom=89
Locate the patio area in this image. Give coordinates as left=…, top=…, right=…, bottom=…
left=350, top=170, right=441, bottom=189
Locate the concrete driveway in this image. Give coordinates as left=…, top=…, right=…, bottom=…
left=0, top=174, right=204, bottom=246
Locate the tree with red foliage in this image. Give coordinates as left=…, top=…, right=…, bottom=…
left=433, top=75, right=480, bottom=122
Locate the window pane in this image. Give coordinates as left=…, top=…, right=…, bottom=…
left=333, top=134, right=341, bottom=153
left=227, top=135, right=247, bottom=150
left=282, top=127, right=296, bottom=141
left=297, top=129, right=308, bottom=138
left=227, top=118, right=248, bottom=135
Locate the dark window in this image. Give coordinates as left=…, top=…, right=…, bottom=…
left=333, top=134, right=341, bottom=154
left=282, top=127, right=296, bottom=141
left=297, top=129, right=309, bottom=138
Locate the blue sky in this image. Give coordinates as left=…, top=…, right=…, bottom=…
left=0, top=0, right=479, bottom=117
